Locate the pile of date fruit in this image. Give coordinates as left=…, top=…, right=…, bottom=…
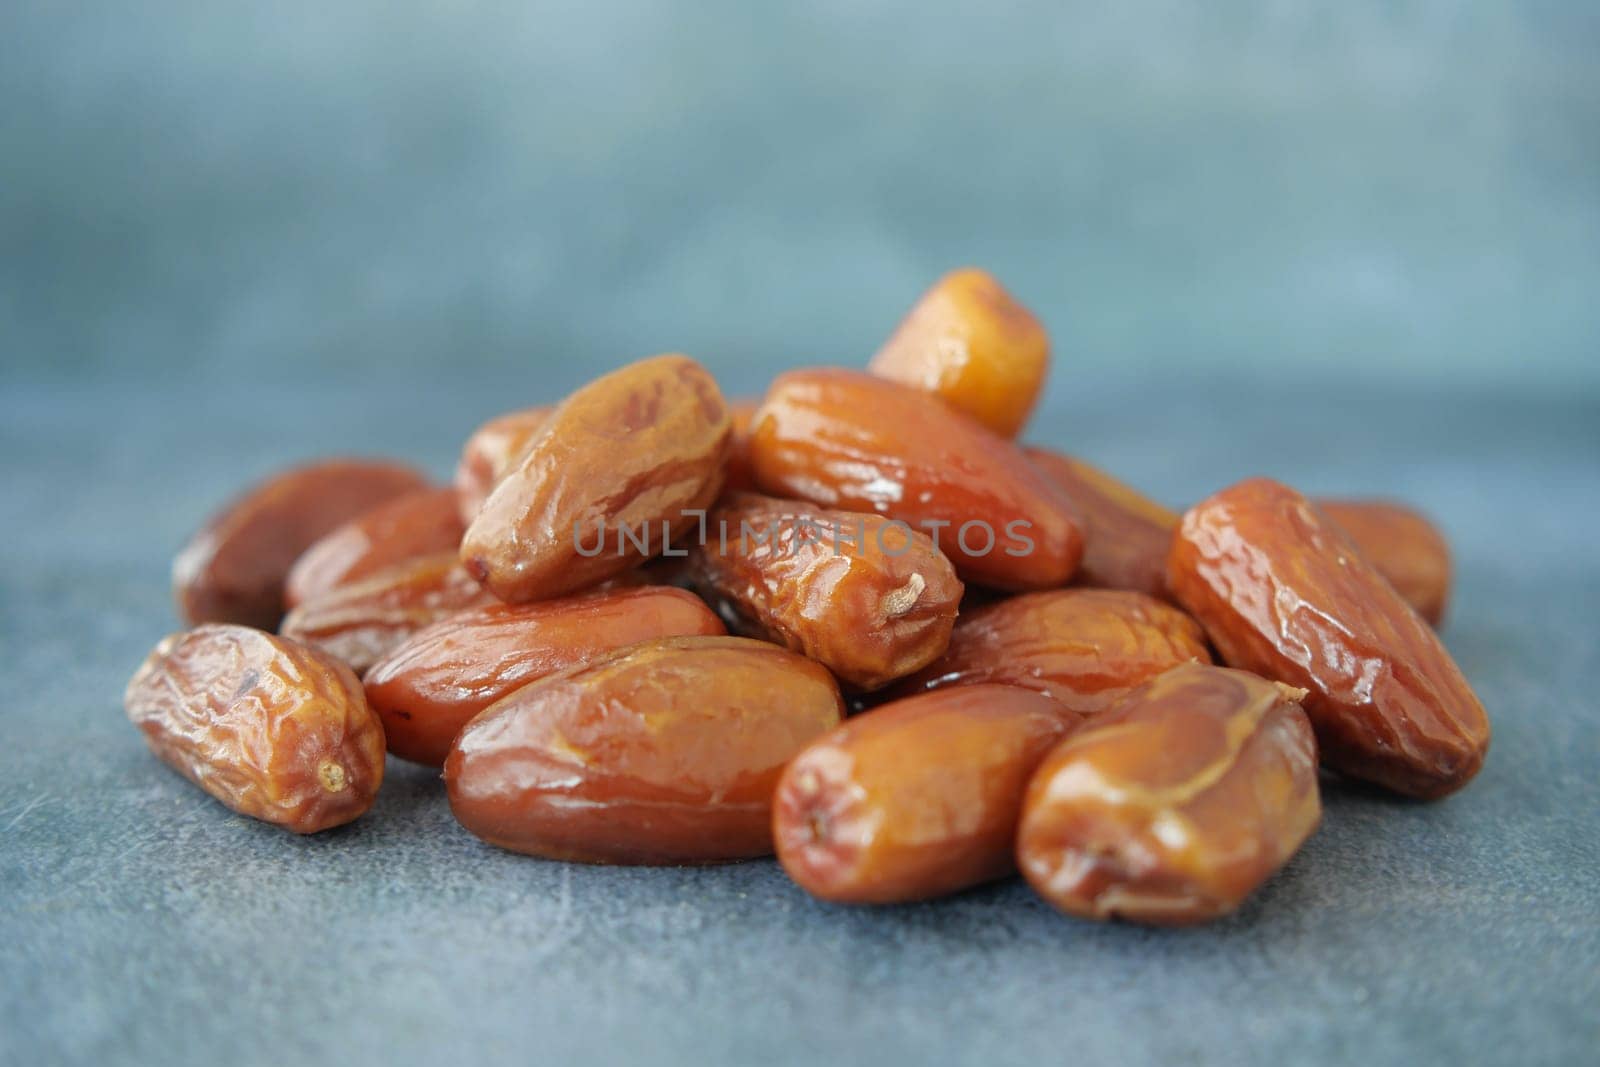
left=125, top=268, right=1489, bottom=926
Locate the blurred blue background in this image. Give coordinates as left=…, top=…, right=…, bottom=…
left=3, top=0, right=1597, bottom=395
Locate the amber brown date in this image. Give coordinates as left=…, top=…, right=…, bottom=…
left=452, top=405, right=552, bottom=523
left=445, top=636, right=844, bottom=864
left=1167, top=478, right=1490, bottom=798
left=1025, top=447, right=1179, bottom=599
left=722, top=398, right=761, bottom=493
left=868, top=269, right=1049, bottom=439
left=284, top=487, right=465, bottom=609
left=280, top=551, right=495, bottom=674
left=1317, top=498, right=1452, bottom=626
left=124, top=624, right=386, bottom=833
left=460, top=355, right=732, bottom=603
left=687, top=492, right=963, bottom=690
left=888, top=588, right=1210, bottom=716
left=748, top=369, right=1084, bottom=590
left=364, top=586, right=726, bottom=766
left=774, top=684, right=1073, bottom=903
left=1016, top=662, right=1321, bottom=925
left=173, top=459, right=429, bottom=630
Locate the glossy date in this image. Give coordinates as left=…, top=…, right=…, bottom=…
left=1016, top=662, right=1321, bottom=925
left=1167, top=477, right=1489, bottom=798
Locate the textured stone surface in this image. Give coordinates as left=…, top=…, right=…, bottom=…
left=1, top=378, right=1596, bottom=1066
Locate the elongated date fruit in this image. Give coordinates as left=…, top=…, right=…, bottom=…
left=868, top=269, right=1049, bottom=439
left=1017, top=662, right=1321, bottom=925
left=123, top=624, right=386, bottom=833
left=1317, top=498, right=1452, bottom=626
left=364, top=586, right=726, bottom=767
left=280, top=551, right=495, bottom=674
left=687, top=492, right=963, bottom=690
left=888, top=588, right=1210, bottom=716
left=445, top=636, right=845, bottom=864
left=774, top=685, right=1073, bottom=903
left=173, top=459, right=429, bottom=629
left=748, top=369, right=1084, bottom=590
left=1168, top=478, right=1489, bottom=798
left=460, top=355, right=732, bottom=603
left=453, top=405, right=552, bottom=523
left=285, top=487, right=466, bottom=609
left=1025, top=447, right=1179, bottom=599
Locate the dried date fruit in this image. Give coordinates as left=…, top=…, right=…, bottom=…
left=173, top=459, right=429, bottom=629
left=123, top=624, right=386, bottom=833
left=364, top=586, right=725, bottom=766
left=1167, top=477, right=1490, bottom=798
left=748, top=369, right=1084, bottom=590
left=687, top=492, right=963, bottom=690
left=280, top=551, right=495, bottom=674
left=1017, top=662, right=1321, bottom=925
left=1026, top=447, right=1178, bottom=599
left=445, top=635, right=844, bottom=864
left=453, top=405, right=552, bottom=523
left=284, top=487, right=466, bottom=609
left=868, top=269, right=1048, bottom=439
left=460, top=355, right=732, bottom=603
left=1317, top=498, right=1452, bottom=626
left=722, top=398, right=761, bottom=493
left=888, top=588, right=1210, bottom=716
left=774, top=684, right=1073, bottom=903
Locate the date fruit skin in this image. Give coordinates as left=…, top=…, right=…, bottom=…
left=748, top=368, right=1084, bottom=591
left=1017, top=662, right=1321, bottom=925
left=280, top=551, right=495, bottom=674
left=888, top=588, right=1211, bottom=716
left=1025, top=447, right=1179, bottom=599
left=774, top=684, right=1073, bottom=903
left=173, top=459, right=430, bottom=630
left=867, top=268, right=1048, bottom=439
left=722, top=398, right=761, bottom=493
left=460, top=355, right=732, bottom=603
left=364, top=586, right=726, bottom=766
left=1317, top=498, right=1452, bottom=626
left=687, top=492, right=963, bottom=690
left=123, top=624, right=386, bottom=833
left=1167, top=477, right=1490, bottom=799
left=284, top=487, right=466, bottom=609
left=445, top=635, right=845, bottom=865
left=453, top=405, right=552, bottom=523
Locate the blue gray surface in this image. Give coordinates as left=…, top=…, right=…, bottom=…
left=1, top=376, right=1597, bottom=1066
left=3, top=1, right=1599, bottom=390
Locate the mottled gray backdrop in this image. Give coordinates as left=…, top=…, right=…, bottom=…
left=3, top=1, right=1597, bottom=393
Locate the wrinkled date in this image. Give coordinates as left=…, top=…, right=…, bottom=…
left=364, top=586, right=726, bottom=766
left=280, top=551, right=495, bottom=674
left=1026, top=447, right=1179, bottom=599
left=460, top=354, right=732, bottom=603
left=445, top=636, right=844, bottom=864
left=867, top=268, right=1049, bottom=439
left=1168, top=477, right=1490, bottom=798
left=1016, top=663, right=1321, bottom=925
left=888, top=588, right=1211, bottom=716
left=748, top=369, right=1084, bottom=590
left=284, top=487, right=466, bottom=609
left=1317, top=498, right=1452, bottom=626
left=774, top=684, right=1073, bottom=903
left=123, top=624, right=386, bottom=833
left=452, top=405, right=552, bottom=523
left=173, top=459, right=429, bottom=629
left=687, top=492, right=963, bottom=690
